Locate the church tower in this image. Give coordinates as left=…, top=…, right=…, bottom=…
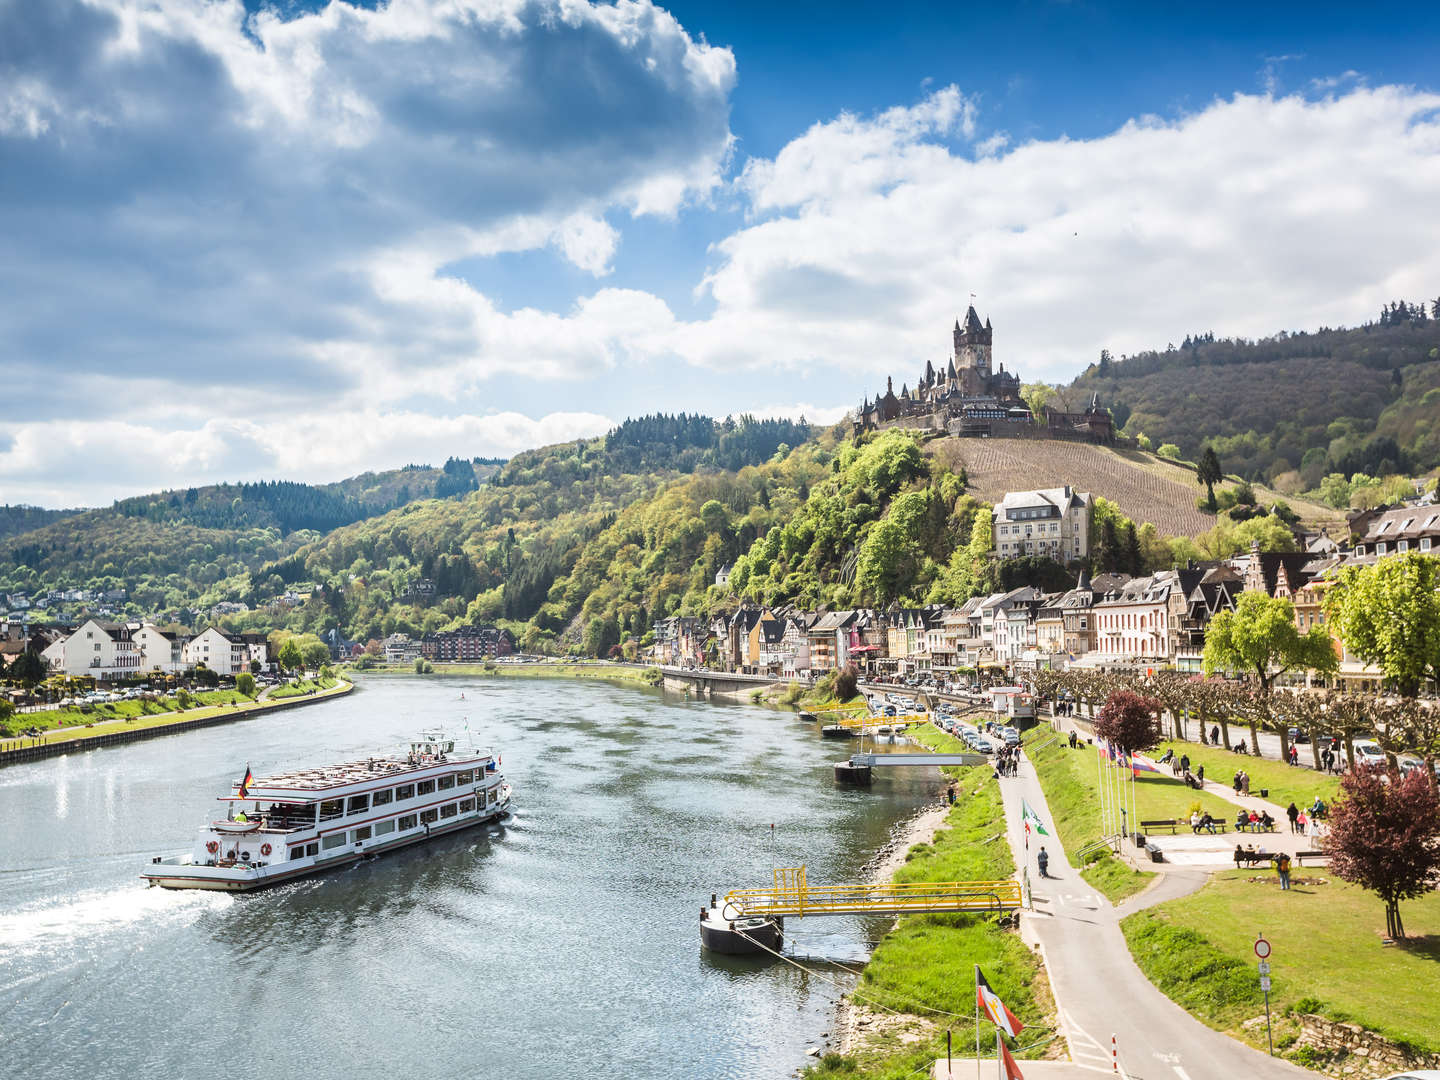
left=953, top=305, right=992, bottom=380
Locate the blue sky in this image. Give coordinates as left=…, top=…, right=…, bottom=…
left=3, top=0, right=1440, bottom=506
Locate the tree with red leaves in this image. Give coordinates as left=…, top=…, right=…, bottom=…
left=1094, top=690, right=1163, bottom=755
left=1328, top=767, right=1440, bottom=940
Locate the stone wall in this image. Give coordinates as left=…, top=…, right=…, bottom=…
left=1289, top=1013, right=1438, bottom=1077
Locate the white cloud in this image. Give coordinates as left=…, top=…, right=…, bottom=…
left=0, top=409, right=614, bottom=508
left=676, top=83, right=1440, bottom=389
left=0, top=0, right=734, bottom=409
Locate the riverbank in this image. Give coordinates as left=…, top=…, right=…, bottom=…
left=0, top=678, right=352, bottom=766
left=350, top=661, right=660, bottom=685
left=807, top=724, right=1055, bottom=1078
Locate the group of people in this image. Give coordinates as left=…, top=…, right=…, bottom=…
left=1285, top=800, right=1327, bottom=837
left=1231, top=844, right=1294, bottom=888
left=993, top=744, right=1020, bottom=777
left=1189, top=810, right=1221, bottom=833
left=1235, top=808, right=1276, bottom=832
left=1231, top=770, right=1252, bottom=796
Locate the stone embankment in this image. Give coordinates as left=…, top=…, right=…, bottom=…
left=1285, top=1013, right=1440, bottom=1077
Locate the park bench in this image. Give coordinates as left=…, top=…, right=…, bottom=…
left=1233, top=850, right=1276, bottom=867
left=1295, top=850, right=1330, bottom=865
left=1140, top=819, right=1179, bottom=834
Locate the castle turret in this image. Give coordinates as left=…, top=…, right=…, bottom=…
left=953, top=303, right=993, bottom=384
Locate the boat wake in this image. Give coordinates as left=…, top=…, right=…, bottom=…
left=0, top=883, right=231, bottom=958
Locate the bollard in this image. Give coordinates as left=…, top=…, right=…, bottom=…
left=1112, top=1033, right=1118, bottom=1073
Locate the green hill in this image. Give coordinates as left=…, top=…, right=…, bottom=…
left=1070, top=304, right=1440, bottom=490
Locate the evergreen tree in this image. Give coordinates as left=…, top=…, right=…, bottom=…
left=1196, top=446, right=1223, bottom=511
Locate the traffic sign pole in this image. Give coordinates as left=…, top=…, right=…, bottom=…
left=1256, top=933, right=1274, bottom=1055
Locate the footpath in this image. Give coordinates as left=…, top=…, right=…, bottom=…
left=990, top=742, right=1313, bottom=1080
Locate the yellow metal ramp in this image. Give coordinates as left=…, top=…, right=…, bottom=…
left=725, top=866, right=1022, bottom=918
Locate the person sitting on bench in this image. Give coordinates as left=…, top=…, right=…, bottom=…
left=1235, top=809, right=1249, bottom=832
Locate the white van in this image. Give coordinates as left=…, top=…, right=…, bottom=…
left=1353, top=740, right=1386, bottom=768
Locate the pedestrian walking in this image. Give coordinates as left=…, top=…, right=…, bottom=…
left=1196, top=764, right=1204, bottom=786
left=1211, top=725, right=1220, bottom=745
left=1180, top=753, right=1190, bottom=774
left=1232, top=772, right=1243, bottom=795
left=1286, top=802, right=1300, bottom=833
left=1275, top=852, right=1292, bottom=890
left=1288, top=744, right=1299, bottom=766
left=1037, top=846, right=1050, bottom=878
left=947, top=783, right=956, bottom=806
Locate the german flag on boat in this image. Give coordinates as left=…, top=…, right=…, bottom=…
left=238, top=764, right=254, bottom=800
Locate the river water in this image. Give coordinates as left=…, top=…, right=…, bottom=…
left=0, top=675, right=942, bottom=1079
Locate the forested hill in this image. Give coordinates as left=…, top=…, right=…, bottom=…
left=1071, top=301, right=1440, bottom=488
left=0, top=504, right=79, bottom=543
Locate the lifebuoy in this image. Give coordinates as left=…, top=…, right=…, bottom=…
left=206, top=840, right=219, bottom=854
left=260, top=843, right=272, bottom=856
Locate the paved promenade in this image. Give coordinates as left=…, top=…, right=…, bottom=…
left=991, top=744, right=1314, bottom=1080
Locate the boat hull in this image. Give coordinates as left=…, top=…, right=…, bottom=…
left=699, top=911, right=784, bottom=955
left=143, top=799, right=511, bottom=892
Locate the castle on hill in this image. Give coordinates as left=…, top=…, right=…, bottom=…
left=854, top=305, right=1115, bottom=442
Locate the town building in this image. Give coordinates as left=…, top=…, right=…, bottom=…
left=183, top=627, right=268, bottom=675
left=420, top=626, right=516, bottom=662
left=992, top=487, right=1092, bottom=562
left=51, top=619, right=143, bottom=680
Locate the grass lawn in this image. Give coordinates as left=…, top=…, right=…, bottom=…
left=1123, top=870, right=1440, bottom=1057
left=0, top=680, right=350, bottom=751
left=1080, top=854, right=1155, bottom=903
left=806, top=732, right=1050, bottom=1079
left=1026, top=735, right=1235, bottom=862
left=269, top=676, right=340, bottom=699
left=1156, top=740, right=1340, bottom=810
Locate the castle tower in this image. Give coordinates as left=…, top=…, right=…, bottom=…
left=953, top=304, right=992, bottom=380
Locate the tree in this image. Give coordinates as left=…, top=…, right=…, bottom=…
left=584, top=615, right=620, bottom=658
left=1094, top=690, right=1163, bottom=755
left=1328, top=767, right=1440, bottom=939
left=1196, top=447, right=1223, bottom=511
left=278, top=638, right=302, bottom=675
left=302, top=641, right=331, bottom=671
left=0, top=698, right=13, bottom=727
left=1157, top=443, right=1181, bottom=460
left=8, top=649, right=47, bottom=685
left=1204, top=592, right=1336, bottom=757
left=235, top=672, right=256, bottom=698
left=1203, top=592, right=1337, bottom=692
left=1324, top=553, right=1440, bottom=697
left=1020, top=382, right=1054, bottom=422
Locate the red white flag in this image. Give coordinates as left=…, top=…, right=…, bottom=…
left=999, top=1033, right=1025, bottom=1080
left=976, top=966, right=1024, bottom=1038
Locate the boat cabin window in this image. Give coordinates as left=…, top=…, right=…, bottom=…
left=374, top=820, right=395, bottom=836
left=319, top=799, right=344, bottom=821
left=454, top=770, right=473, bottom=785
left=395, top=784, right=415, bottom=801
left=321, top=832, right=347, bottom=851
left=289, top=846, right=305, bottom=860
left=419, top=808, right=439, bottom=825
left=437, top=774, right=455, bottom=791
left=347, top=794, right=370, bottom=815
left=305, top=842, right=318, bottom=857
left=397, top=814, right=418, bottom=831
left=372, top=788, right=393, bottom=807
left=488, top=788, right=498, bottom=804
left=459, top=798, right=476, bottom=813
left=440, top=802, right=458, bottom=819
left=352, top=826, right=372, bottom=843
left=416, top=779, right=436, bottom=796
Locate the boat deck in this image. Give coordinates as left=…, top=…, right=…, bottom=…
left=250, top=753, right=489, bottom=792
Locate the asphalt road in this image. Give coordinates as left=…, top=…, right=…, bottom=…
left=998, top=745, right=1315, bottom=1080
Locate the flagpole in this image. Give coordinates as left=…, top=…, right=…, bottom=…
left=996, top=1028, right=1003, bottom=1080
left=975, top=966, right=982, bottom=1080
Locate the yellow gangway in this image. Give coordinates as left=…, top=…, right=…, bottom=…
left=725, top=866, right=1022, bottom=919
left=830, top=710, right=930, bottom=729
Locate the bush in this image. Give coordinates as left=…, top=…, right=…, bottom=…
left=235, top=672, right=256, bottom=698
left=1157, top=443, right=1181, bottom=459
left=413, top=658, right=434, bottom=674
left=834, top=664, right=859, bottom=702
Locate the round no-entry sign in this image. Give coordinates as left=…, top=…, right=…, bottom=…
left=1255, top=937, right=1272, bottom=959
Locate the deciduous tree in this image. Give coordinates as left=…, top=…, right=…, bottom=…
left=1094, top=690, right=1163, bottom=755
left=1328, top=767, right=1440, bottom=939
left=1203, top=592, right=1337, bottom=692
left=278, top=638, right=302, bottom=674
left=1324, top=553, right=1440, bottom=697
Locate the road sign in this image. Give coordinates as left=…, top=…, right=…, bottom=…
left=1258, top=960, right=1271, bottom=975
left=1260, top=975, right=1272, bottom=992
left=1254, top=937, right=1272, bottom=959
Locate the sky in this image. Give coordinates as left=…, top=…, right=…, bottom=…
left=3, top=0, right=1440, bottom=508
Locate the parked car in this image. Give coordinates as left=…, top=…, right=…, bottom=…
left=1353, top=740, right=1386, bottom=768
left=1287, top=727, right=1310, bottom=744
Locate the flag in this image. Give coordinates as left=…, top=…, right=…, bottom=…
left=1020, top=799, right=1049, bottom=837
left=1130, top=752, right=1163, bottom=776
left=976, top=966, right=1025, bottom=1038
left=998, top=1033, right=1026, bottom=1080
left=238, top=764, right=253, bottom=800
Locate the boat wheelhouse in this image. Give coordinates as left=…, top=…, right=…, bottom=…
left=142, top=731, right=511, bottom=891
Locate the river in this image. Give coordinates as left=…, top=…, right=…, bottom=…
left=0, top=675, right=943, bottom=1079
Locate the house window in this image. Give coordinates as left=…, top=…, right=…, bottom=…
left=1399, top=540, right=1409, bottom=553
left=1423, top=538, right=1433, bottom=552
left=1376, top=542, right=1387, bottom=555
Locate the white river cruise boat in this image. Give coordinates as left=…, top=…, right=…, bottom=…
left=141, top=731, right=512, bottom=891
